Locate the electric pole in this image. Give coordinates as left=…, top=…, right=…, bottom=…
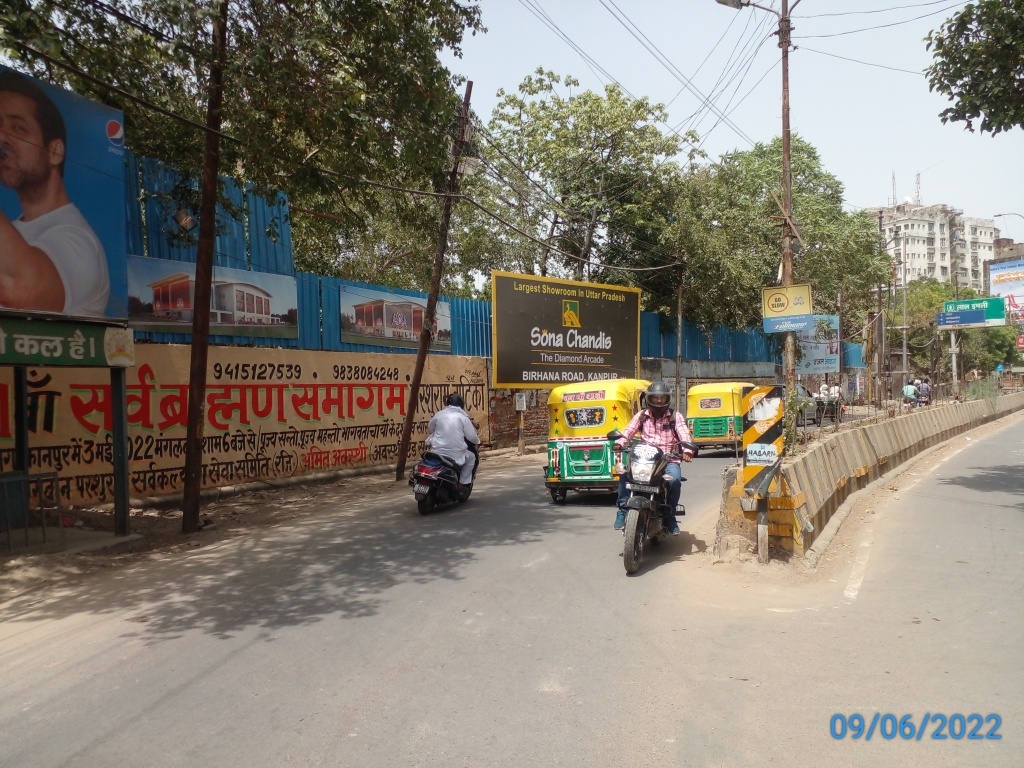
left=395, top=82, right=473, bottom=481
left=716, top=0, right=798, bottom=429
left=182, top=0, right=230, bottom=534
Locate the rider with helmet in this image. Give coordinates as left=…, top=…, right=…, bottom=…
left=613, top=381, right=694, bottom=535
left=425, top=393, right=481, bottom=486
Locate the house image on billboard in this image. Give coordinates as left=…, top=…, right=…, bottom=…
left=149, top=273, right=282, bottom=326
left=351, top=298, right=436, bottom=341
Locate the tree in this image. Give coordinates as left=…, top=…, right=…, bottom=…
left=0, top=0, right=483, bottom=273
left=647, top=136, right=889, bottom=333
left=450, top=70, right=688, bottom=287
left=926, top=0, right=1024, bottom=135
left=895, top=277, right=1022, bottom=379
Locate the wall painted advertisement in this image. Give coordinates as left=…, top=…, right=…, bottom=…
left=0, top=65, right=127, bottom=321
left=339, top=284, right=451, bottom=350
left=795, top=315, right=840, bottom=374
left=127, top=255, right=299, bottom=338
left=0, top=346, right=488, bottom=505
left=490, top=271, right=640, bottom=388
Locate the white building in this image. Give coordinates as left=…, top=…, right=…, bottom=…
left=875, top=203, right=999, bottom=291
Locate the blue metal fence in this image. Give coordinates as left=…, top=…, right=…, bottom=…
left=124, top=154, right=780, bottom=365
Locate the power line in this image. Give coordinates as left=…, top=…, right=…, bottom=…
left=800, top=47, right=926, bottom=76
left=795, top=0, right=955, bottom=18
left=795, top=2, right=965, bottom=39
left=597, top=0, right=757, bottom=146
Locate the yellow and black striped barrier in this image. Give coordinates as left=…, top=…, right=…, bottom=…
left=741, top=385, right=784, bottom=494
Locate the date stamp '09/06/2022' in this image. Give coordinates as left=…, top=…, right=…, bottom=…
left=830, top=714, right=1002, bottom=741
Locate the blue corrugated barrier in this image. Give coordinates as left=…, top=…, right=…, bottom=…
left=124, top=154, right=783, bottom=365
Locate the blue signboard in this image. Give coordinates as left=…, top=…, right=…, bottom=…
left=0, top=65, right=127, bottom=321
left=936, top=310, right=986, bottom=330
left=763, top=313, right=814, bottom=333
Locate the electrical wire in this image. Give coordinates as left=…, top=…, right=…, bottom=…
left=597, top=0, right=757, bottom=146
left=799, top=47, right=926, bottom=76
left=794, top=2, right=965, bottom=39
left=795, top=0, right=956, bottom=18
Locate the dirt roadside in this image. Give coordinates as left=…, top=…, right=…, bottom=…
left=0, top=451, right=546, bottom=604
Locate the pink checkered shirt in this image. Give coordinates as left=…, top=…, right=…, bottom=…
left=619, top=409, right=692, bottom=463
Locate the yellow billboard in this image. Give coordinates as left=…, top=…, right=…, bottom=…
left=761, top=284, right=813, bottom=333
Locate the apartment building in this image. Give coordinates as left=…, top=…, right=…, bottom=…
left=875, top=203, right=999, bottom=291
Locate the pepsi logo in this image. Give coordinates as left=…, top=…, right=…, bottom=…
left=106, top=120, right=124, bottom=146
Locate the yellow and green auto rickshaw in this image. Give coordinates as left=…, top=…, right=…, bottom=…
left=544, top=379, right=650, bottom=504
left=685, top=382, right=753, bottom=454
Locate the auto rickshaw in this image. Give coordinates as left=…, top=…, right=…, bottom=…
left=685, top=382, right=753, bottom=454
left=545, top=379, right=650, bottom=504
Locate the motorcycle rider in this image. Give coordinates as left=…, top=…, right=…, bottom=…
left=613, top=381, right=693, bottom=535
left=902, top=379, right=919, bottom=407
left=425, top=394, right=481, bottom=487
left=919, top=377, right=931, bottom=405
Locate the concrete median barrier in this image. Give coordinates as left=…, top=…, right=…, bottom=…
left=714, top=392, right=1024, bottom=561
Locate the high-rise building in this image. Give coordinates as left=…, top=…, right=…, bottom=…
left=874, top=203, right=999, bottom=291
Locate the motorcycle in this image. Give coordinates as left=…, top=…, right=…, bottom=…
left=609, top=429, right=699, bottom=575
left=409, top=444, right=479, bottom=515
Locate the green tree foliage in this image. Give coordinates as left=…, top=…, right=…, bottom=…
left=895, top=277, right=1021, bottom=378
left=452, top=70, right=688, bottom=288
left=0, top=0, right=483, bottom=274
left=926, top=0, right=1024, bottom=134
left=647, top=136, right=889, bottom=332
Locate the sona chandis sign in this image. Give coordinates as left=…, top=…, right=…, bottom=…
left=490, top=271, right=641, bottom=388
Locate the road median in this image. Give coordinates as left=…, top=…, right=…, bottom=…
left=714, top=392, right=1024, bottom=561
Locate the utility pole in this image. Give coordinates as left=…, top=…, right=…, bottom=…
left=902, top=264, right=908, bottom=390
left=395, top=82, right=473, bottom=481
left=675, top=280, right=683, bottom=414
left=182, top=0, right=230, bottom=534
left=580, top=170, right=605, bottom=281
left=717, top=0, right=798, bottom=428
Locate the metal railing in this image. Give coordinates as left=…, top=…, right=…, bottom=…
left=1, top=472, right=66, bottom=553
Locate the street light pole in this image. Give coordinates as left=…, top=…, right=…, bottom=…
left=716, top=0, right=801, bottom=425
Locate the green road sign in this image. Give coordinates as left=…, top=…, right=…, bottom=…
left=0, top=317, right=135, bottom=367
left=942, top=297, right=1006, bottom=328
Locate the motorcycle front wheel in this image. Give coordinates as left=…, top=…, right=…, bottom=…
left=623, top=507, right=644, bottom=575
left=417, top=490, right=437, bottom=515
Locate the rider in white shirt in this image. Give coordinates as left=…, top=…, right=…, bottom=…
left=425, top=394, right=481, bottom=485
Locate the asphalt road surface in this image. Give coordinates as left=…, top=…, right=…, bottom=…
left=1, top=420, right=1021, bottom=767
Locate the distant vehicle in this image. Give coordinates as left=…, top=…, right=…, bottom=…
left=685, top=381, right=753, bottom=454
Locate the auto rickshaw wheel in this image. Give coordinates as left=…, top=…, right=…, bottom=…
left=550, top=488, right=567, bottom=504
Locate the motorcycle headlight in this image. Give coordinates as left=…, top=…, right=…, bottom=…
left=631, top=461, right=654, bottom=483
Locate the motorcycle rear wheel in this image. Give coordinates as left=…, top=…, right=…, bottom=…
left=623, top=508, right=644, bottom=575
left=417, top=490, right=437, bottom=515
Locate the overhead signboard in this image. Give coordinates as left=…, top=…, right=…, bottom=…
left=762, top=284, right=813, bottom=333
left=942, top=297, right=1005, bottom=328
left=491, top=271, right=640, bottom=388
left=0, top=65, right=127, bottom=322
left=937, top=310, right=986, bottom=330
left=795, top=314, right=839, bottom=374
left=987, top=259, right=1024, bottom=322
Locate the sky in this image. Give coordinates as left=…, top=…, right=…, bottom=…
left=440, top=0, right=1024, bottom=240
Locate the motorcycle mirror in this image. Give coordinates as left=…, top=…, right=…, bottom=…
left=606, top=429, right=623, bottom=441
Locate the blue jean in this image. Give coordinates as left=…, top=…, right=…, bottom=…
left=617, top=461, right=682, bottom=524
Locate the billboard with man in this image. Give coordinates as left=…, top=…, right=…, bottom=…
left=987, top=258, right=1024, bottom=323
left=0, top=65, right=127, bottom=321
left=491, top=271, right=640, bottom=388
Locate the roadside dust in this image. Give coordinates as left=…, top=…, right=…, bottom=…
left=0, top=452, right=544, bottom=604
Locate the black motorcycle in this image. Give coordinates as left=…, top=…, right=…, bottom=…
left=609, top=429, right=698, bottom=575
left=409, top=444, right=479, bottom=515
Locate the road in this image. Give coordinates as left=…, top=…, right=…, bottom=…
left=1, top=418, right=1021, bottom=767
